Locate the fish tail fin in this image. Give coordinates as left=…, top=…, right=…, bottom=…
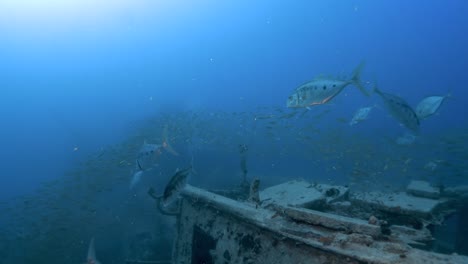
left=350, top=62, right=369, bottom=96
left=162, top=125, right=179, bottom=156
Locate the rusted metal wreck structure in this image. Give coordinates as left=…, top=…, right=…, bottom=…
left=155, top=178, right=468, bottom=264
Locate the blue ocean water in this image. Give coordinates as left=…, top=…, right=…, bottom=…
left=0, top=1, right=467, bottom=263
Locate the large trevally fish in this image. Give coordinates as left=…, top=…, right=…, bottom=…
left=374, top=86, right=420, bottom=133
left=415, top=93, right=450, bottom=120
left=130, top=126, right=179, bottom=189
left=287, top=62, right=369, bottom=108
left=83, top=238, right=101, bottom=264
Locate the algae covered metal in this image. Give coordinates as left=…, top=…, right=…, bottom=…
left=167, top=180, right=468, bottom=264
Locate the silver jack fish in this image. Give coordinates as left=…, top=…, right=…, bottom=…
left=287, top=62, right=369, bottom=108
left=130, top=126, right=179, bottom=189
left=415, top=93, right=450, bottom=120
left=374, top=86, right=420, bottom=133
left=349, top=105, right=377, bottom=126
left=396, top=132, right=417, bottom=145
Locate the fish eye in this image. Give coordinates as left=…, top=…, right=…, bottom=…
left=333, top=84, right=336, bottom=87
left=323, top=85, right=327, bottom=90
left=314, top=86, right=317, bottom=90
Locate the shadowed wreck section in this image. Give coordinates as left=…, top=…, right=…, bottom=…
left=168, top=180, right=468, bottom=264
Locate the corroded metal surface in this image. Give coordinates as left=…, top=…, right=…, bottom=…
left=171, top=184, right=468, bottom=264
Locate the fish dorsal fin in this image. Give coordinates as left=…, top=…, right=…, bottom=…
left=314, top=74, right=326, bottom=80
left=87, top=238, right=96, bottom=261
left=445, top=91, right=452, bottom=100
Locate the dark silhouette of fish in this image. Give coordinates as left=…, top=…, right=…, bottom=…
left=161, top=167, right=191, bottom=207
left=374, top=86, right=420, bottom=133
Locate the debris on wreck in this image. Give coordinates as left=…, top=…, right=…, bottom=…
left=165, top=179, right=468, bottom=263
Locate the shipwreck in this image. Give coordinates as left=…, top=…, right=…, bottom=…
left=130, top=177, right=468, bottom=264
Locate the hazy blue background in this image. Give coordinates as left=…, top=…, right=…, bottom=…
left=0, top=0, right=467, bottom=200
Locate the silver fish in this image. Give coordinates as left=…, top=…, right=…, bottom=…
left=396, top=132, right=417, bottom=145
left=129, top=170, right=144, bottom=190
left=349, top=105, right=376, bottom=126
left=415, top=93, right=450, bottom=120
left=136, top=141, right=166, bottom=169
left=161, top=167, right=191, bottom=207
left=130, top=126, right=178, bottom=189
left=287, top=62, right=369, bottom=108
left=374, top=86, right=420, bottom=133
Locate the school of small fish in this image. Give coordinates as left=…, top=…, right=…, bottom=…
left=0, top=62, right=457, bottom=264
